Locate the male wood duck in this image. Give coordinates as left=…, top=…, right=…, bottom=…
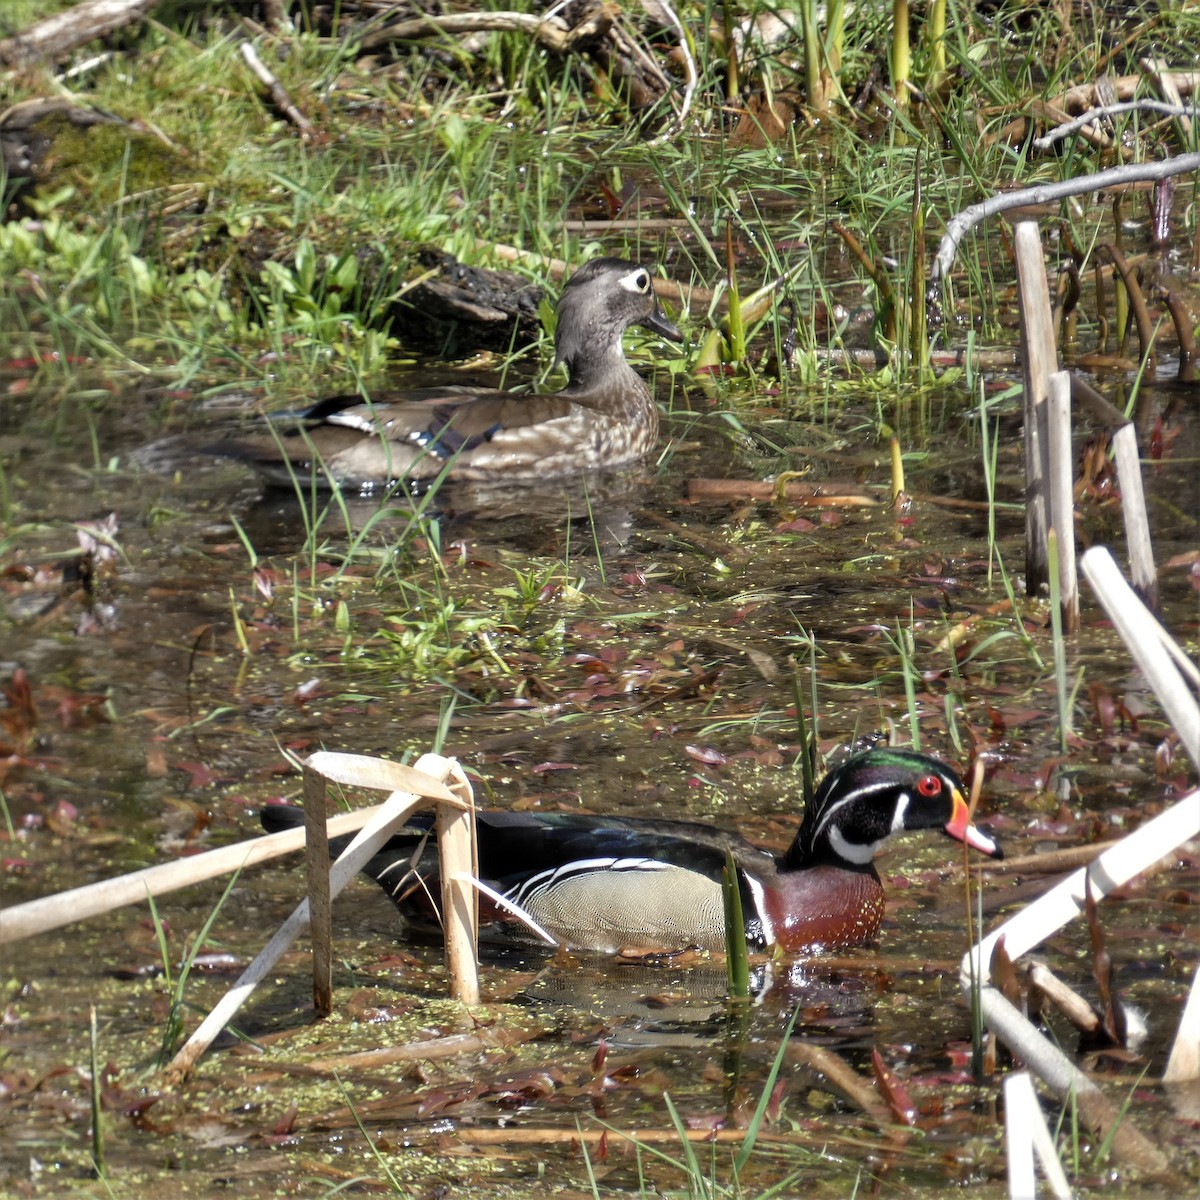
left=217, top=258, right=682, bottom=487
left=261, top=749, right=1001, bottom=956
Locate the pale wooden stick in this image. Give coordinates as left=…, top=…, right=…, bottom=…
left=1110, top=423, right=1159, bottom=607
left=1028, top=961, right=1103, bottom=1035
left=239, top=41, right=316, bottom=139
left=1163, top=967, right=1200, bottom=1084
left=1080, top=548, right=1200, bottom=763
left=434, top=761, right=480, bottom=1007
left=964, top=787, right=1200, bottom=985
left=0, top=806, right=386, bottom=944
left=1069, top=374, right=1160, bottom=607
left=1014, top=222, right=1054, bottom=594
left=1004, top=1072, right=1074, bottom=1199
left=1046, top=370, right=1079, bottom=630
left=301, top=753, right=460, bottom=801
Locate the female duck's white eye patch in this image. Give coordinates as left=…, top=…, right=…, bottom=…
left=619, top=268, right=651, bottom=293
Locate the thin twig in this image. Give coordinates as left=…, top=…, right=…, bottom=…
left=1034, top=100, right=1198, bottom=149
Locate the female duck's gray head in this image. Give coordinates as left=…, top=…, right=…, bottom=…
left=553, top=259, right=682, bottom=382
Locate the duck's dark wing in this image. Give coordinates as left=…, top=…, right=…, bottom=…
left=259, top=805, right=774, bottom=910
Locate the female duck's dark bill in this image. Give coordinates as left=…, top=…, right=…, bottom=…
left=944, top=788, right=1003, bottom=859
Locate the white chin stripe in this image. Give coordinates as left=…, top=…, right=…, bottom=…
left=890, top=793, right=911, bottom=833
left=828, top=826, right=884, bottom=865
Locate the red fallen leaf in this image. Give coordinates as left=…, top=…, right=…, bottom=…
left=53, top=690, right=110, bottom=729
left=775, top=517, right=816, bottom=533
left=685, top=745, right=727, bottom=766
left=1, top=669, right=37, bottom=742
left=7, top=378, right=31, bottom=395
left=591, top=1040, right=608, bottom=1074
left=531, top=762, right=583, bottom=775
left=1149, top=414, right=1163, bottom=460
left=171, top=761, right=225, bottom=789
left=766, top=1078, right=786, bottom=1122
left=871, top=1048, right=918, bottom=1126
left=595, top=1129, right=609, bottom=1162
left=272, top=1105, right=298, bottom=1136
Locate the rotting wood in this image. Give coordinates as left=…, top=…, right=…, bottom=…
left=786, top=1041, right=891, bottom=1125
left=307, top=1026, right=543, bottom=1071
left=355, top=9, right=613, bottom=58
left=302, top=763, right=334, bottom=1019
left=0, top=0, right=163, bottom=68
left=686, top=478, right=880, bottom=507
left=1013, top=223, right=1054, bottom=595
left=977, top=987, right=1177, bottom=1181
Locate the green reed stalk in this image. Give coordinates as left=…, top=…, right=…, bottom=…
left=723, top=850, right=750, bottom=1001
left=90, top=1005, right=105, bottom=1179
left=892, top=0, right=911, bottom=105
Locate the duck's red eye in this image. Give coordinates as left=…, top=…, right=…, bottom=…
left=916, top=774, right=942, bottom=798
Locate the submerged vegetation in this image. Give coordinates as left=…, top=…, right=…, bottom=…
left=1, top=1, right=1198, bottom=1197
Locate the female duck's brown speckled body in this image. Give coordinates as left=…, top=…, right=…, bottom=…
left=219, top=258, right=682, bottom=488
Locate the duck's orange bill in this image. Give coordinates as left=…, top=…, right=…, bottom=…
left=945, top=789, right=1003, bottom=859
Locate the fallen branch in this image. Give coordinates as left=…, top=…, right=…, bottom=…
left=356, top=10, right=608, bottom=57
left=686, top=478, right=880, bottom=507
left=239, top=41, right=317, bottom=140
left=931, top=154, right=1200, bottom=282
left=1034, top=99, right=1199, bottom=149
left=0, top=0, right=162, bottom=67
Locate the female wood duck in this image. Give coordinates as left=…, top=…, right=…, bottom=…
left=261, top=749, right=1001, bottom=956
left=219, top=258, right=682, bottom=487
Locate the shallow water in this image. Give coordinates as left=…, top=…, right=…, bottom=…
left=2, top=290, right=1198, bottom=1196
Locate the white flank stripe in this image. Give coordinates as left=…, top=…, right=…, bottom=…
left=743, top=873, right=772, bottom=944
left=457, top=875, right=560, bottom=946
